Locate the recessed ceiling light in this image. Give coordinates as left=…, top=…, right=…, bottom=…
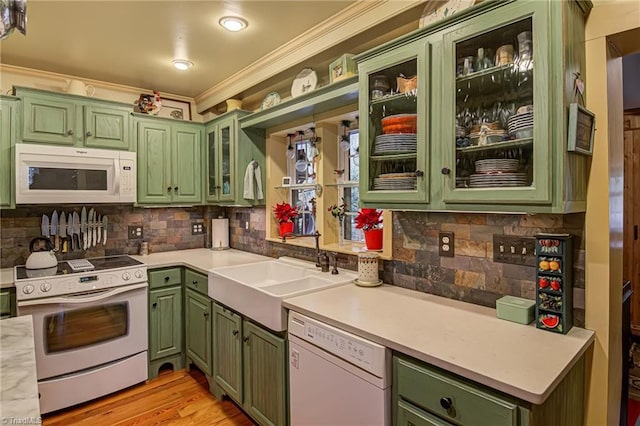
left=219, top=16, right=248, bottom=32
left=172, top=59, right=193, bottom=71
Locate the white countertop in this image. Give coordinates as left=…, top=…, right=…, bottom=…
left=0, top=268, right=14, bottom=288
left=283, top=284, right=594, bottom=405
left=0, top=315, right=41, bottom=419
left=131, top=248, right=272, bottom=274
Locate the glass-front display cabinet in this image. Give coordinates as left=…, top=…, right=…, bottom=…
left=206, top=116, right=235, bottom=203
left=358, top=41, right=430, bottom=204
left=441, top=1, right=551, bottom=204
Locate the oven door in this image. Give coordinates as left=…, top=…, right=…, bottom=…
left=18, top=282, right=148, bottom=380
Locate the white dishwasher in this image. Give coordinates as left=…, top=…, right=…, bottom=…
left=288, top=310, right=391, bottom=426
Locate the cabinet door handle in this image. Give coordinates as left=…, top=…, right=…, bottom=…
left=232, top=330, right=239, bottom=336
left=174, top=186, right=179, bottom=192
left=441, top=167, right=451, bottom=175
left=204, top=312, right=209, bottom=319
left=67, top=129, right=74, bottom=136
left=152, top=302, right=157, bottom=308
left=167, top=186, right=172, bottom=193
left=86, top=131, right=93, bottom=137
left=439, top=397, right=453, bottom=410
left=415, top=170, right=424, bottom=177
left=243, top=337, right=249, bottom=343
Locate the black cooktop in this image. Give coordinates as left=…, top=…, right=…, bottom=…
left=15, top=255, right=143, bottom=280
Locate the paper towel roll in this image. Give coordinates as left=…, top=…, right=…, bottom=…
left=211, top=218, right=230, bottom=250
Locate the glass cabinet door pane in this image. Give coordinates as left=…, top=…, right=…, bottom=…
left=208, top=130, right=217, bottom=197
left=454, top=18, right=533, bottom=190
left=367, top=58, right=418, bottom=193
left=221, top=126, right=231, bottom=196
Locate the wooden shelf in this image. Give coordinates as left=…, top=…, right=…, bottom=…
left=239, top=77, right=358, bottom=130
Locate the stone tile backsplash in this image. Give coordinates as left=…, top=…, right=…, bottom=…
left=0, top=205, right=223, bottom=268
left=227, top=207, right=586, bottom=327
left=1, top=205, right=585, bottom=326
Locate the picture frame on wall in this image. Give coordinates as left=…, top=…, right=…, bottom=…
left=158, top=97, right=192, bottom=121
left=567, top=103, right=595, bottom=155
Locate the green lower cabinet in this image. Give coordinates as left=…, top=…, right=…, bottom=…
left=0, top=288, right=16, bottom=319
left=212, top=303, right=243, bottom=403
left=185, top=288, right=212, bottom=376
left=148, top=267, right=184, bottom=378
left=242, top=320, right=287, bottom=426
left=394, top=353, right=586, bottom=426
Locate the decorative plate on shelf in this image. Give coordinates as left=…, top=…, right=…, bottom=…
left=260, top=92, right=281, bottom=110
left=419, top=0, right=476, bottom=28
left=291, top=68, right=318, bottom=98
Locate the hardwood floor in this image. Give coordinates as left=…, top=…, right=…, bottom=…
left=43, top=369, right=256, bottom=426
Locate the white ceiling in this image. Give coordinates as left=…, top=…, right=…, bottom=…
left=0, top=0, right=356, bottom=98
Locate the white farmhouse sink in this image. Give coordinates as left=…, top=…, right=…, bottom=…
left=209, top=257, right=356, bottom=331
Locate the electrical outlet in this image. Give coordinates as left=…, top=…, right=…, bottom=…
left=128, top=226, right=143, bottom=240
left=439, top=232, right=455, bottom=257
left=492, top=235, right=536, bottom=266
left=191, top=222, right=205, bottom=235
left=245, top=221, right=249, bottom=230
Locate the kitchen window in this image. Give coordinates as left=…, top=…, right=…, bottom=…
left=287, top=133, right=317, bottom=235
left=338, top=127, right=363, bottom=244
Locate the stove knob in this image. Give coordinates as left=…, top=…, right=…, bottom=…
left=122, top=272, right=131, bottom=281
left=23, top=285, right=34, bottom=294
left=134, top=270, right=144, bottom=279
left=40, top=282, right=52, bottom=292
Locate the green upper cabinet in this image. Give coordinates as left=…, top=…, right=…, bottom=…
left=356, top=0, right=590, bottom=213
left=135, top=117, right=202, bottom=205
left=242, top=319, right=287, bottom=426
left=0, top=96, right=18, bottom=208
left=15, top=87, right=132, bottom=150
left=205, top=110, right=266, bottom=206
left=440, top=0, right=550, bottom=206
left=358, top=38, right=431, bottom=205
left=172, top=123, right=202, bottom=203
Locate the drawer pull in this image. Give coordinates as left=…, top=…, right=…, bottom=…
left=164, top=276, right=170, bottom=281
left=192, top=280, right=198, bottom=286
left=439, top=397, right=453, bottom=410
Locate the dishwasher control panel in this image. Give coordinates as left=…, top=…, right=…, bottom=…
left=288, top=311, right=389, bottom=377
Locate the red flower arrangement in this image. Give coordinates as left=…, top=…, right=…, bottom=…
left=272, top=202, right=299, bottom=224
left=354, top=208, right=383, bottom=231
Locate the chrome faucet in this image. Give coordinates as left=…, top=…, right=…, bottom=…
left=281, top=230, right=325, bottom=269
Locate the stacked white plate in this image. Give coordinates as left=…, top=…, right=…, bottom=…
left=373, top=172, right=417, bottom=190
left=470, top=158, right=529, bottom=188
left=374, top=134, right=417, bottom=154
left=475, top=159, right=520, bottom=173
left=456, top=125, right=466, bottom=137
left=507, top=111, right=534, bottom=136
left=469, top=173, right=529, bottom=187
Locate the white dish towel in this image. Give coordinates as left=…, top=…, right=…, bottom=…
left=243, top=160, right=264, bottom=200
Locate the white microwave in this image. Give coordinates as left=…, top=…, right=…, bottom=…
left=15, top=144, right=137, bottom=204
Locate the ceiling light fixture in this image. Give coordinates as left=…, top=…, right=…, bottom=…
left=172, top=59, right=193, bottom=71
left=219, top=16, right=248, bottom=32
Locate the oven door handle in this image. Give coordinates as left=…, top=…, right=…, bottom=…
left=17, top=282, right=148, bottom=307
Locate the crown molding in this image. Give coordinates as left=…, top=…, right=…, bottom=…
left=195, top=0, right=425, bottom=113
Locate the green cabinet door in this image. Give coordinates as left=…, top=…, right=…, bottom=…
left=137, top=120, right=172, bottom=204
left=0, top=97, right=17, bottom=208
left=149, top=286, right=183, bottom=361
left=358, top=39, right=431, bottom=206
left=0, top=288, right=16, bottom=319
left=242, top=320, right=287, bottom=426
left=217, top=117, right=236, bottom=203
left=171, top=123, right=202, bottom=203
left=84, top=104, right=131, bottom=150
left=213, top=303, right=243, bottom=403
left=439, top=1, right=551, bottom=206
left=185, top=288, right=212, bottom=376
left=21, top=93, right=77, bottom=145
